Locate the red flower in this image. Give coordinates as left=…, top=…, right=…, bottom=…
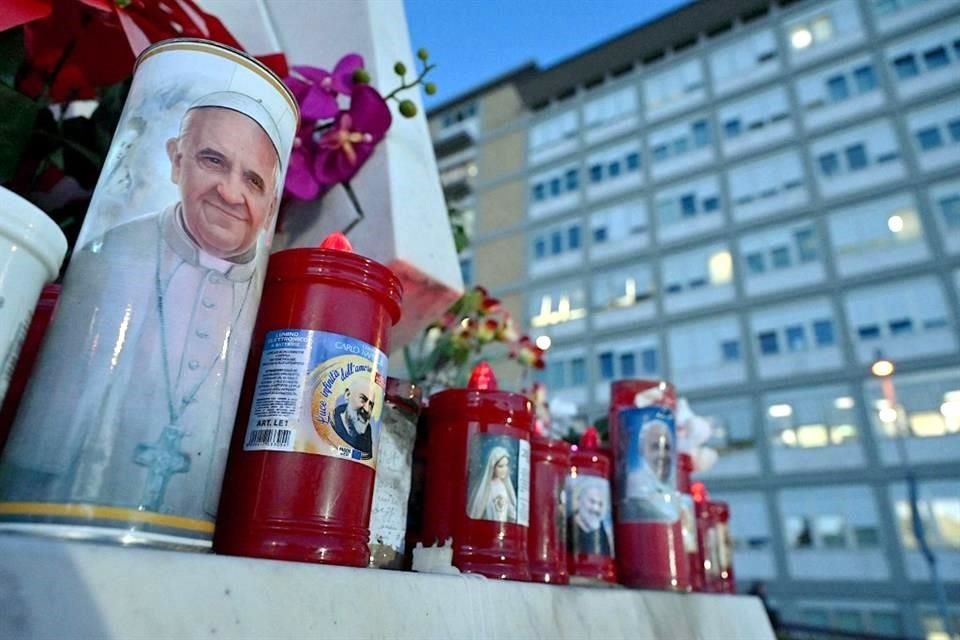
left=4, top=0, right=263, bottom=103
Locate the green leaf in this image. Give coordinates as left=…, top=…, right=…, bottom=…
left=0, top=29, right=25, bottom=88
left=0, top=83, right=40, bottom=182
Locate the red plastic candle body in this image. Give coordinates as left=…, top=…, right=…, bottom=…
left=214, top=248, right=402, bottom=567
left=0, top=284, right=60, bottom=453
left=677, top=452, right=706, bottom=592
left=711, top=500, right=736, bottom=593
left=528, top=436, right=570, bottom=585
left=610, top=379, right=689, bottom=591
left=420, top=387, right=534, bottom=581
left=567, top=444, right=617, bottom=584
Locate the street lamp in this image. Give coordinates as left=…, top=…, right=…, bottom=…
left=870, top=351, right=955, bottom=638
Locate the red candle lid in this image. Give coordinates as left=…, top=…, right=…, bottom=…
left=319, top=232, right=354, bottom=252
left=467, top=361, right=498, bottom=391
left=691, top=481, right=710, bottom=504
left=579, top=426, right=601, bottom=450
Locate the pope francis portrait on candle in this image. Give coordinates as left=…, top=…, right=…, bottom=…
left=0, top=91, right=283, bottom=532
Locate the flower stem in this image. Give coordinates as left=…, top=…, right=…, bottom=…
left=383, top=62, right=436, bottom=102
left=340, top=180, right=365, bottom=235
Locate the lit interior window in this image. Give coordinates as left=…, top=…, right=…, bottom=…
left=781, top=429, right=798, bottom=446
left=769, top=403, right=793, bottom=418
left=834, top=396, right=856, bottom=410
left=708, top=251, right=734, bottom=284
left=796, top=424, right=829, bottom=448
left=811, top=16, right=833, bottom=41
left=887, top=215, right=904, bottom=233
left=791, top=27, right=813, bottom=49
left=910, top=411, right=947, bottom=438
left=615, top=278, right=637, bottom=307
left=941, top=391, right=960, bottom=433
left=530, top=293, right=587, bottom=328
left=830, top=423, right=858, bottom=444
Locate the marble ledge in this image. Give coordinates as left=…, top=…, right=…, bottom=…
left=0, top=533, right=775, bottom=640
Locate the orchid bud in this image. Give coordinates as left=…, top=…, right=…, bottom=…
left=394, top=62, right=407, bottom=76
left=399, top=100, right=417, bottom=118
left=417, top=48, right=430, bottom=61
left=425, top=82, right=437, bottom=95
left=352, top=69, right=371, bottom=84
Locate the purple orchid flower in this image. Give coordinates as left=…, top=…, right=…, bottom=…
left=312, top=84, right=392, bottom=186
left=285, top=53, right=364, bottom=120
left=284, top=121, right=322, bottom=200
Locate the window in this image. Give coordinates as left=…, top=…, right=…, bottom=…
left=641, top=348, right=658, bottom=373
left=703, top=196, right=720, bottom=212
left=598, top=352, right=615, bottom=380
left=923, top=45, right=949, bottom=70
left=845, top=144, right=868, bottom=171
left=827, top=75, right=849, bottom=102
left=653, top=144, right=669, bottom=162
left=893, top=54, right=919, bottom=79
left=768, top=385, right=859, bottom=448
left=940, top=195, right=960, bottom=228
left=589, top=164, right=603, bottom=183
left=771, top=246, right=791, bottom=269
left=620, top=353, right=636, bottom=378
left=607, top=161, right=621, bottom=178
left=547, top=361, right=565, bottom=389
left=949, top=119, right=960, bottom=142
left=568, top=226, right=581, bottom=250
left=853, top=65, right=877, bottom=93
left=889, top=317, right=914, bottom=335
left=550, top=231, right=563, bottom=255
left=459, top=257, right=473, bottom=287
left=746, top=252, right=766, bottom=274
left=834, top=610, right=864, bottom=633
left=916, top=126, right=944, bottom=150
left=794, top=228, right=819, bottom=262
left=819, top=152, right=840, bottom=176
left=786, top=325, right=808, bottom=352
left=816, top=515, right=847, bottom=548
left=858, top=324, right=881, bottom=340
left=593, top=225, right=608, bottom=243
left=721, top=340, right=740, bottom=361
left=534, top=238, right=546, bottom=258
left=724, top=118, right=741, bottom=138
left=565, top=169, right=579, bottom=191
left=758, top=331, right=779, bottom=355
left=550, top=177, right=562, bottom=196
left=813, top=319, right=835, bottom=346
left=692, top=120, right=710, bottom=147
left=680, top=194, right=697, bottom=217
left=570, top=357, right=587, bottom=385
left=625, top=151, right=641, bottom=171
left=533, top=184, right=545, bottom=201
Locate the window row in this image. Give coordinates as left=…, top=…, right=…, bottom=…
left=528, top=14, right=960, bottom=172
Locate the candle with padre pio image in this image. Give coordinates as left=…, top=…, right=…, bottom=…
left=214, top=235, right=402, bottom=567
left=419, top=362, right=533, bottom=581
left=0, top=39, right=298, bottom=549
left=566, top=427, right=617, bottom=585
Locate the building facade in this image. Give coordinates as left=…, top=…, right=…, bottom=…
left=426, top=0, right=960, bottom=637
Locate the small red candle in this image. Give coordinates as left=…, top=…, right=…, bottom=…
left=528, top=436, right=571, bottom=585
left=677, top=452, right=706, bottom=591
left=214, top=242, right=402, bottom=566
left=566, top=427, right=617, bottom=584
left=420, top=362, right=533, bottom=580
left=710, top=500, right=736, bottom=594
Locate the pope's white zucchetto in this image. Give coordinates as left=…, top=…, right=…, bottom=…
left=187, top=91, right=286, bottom=169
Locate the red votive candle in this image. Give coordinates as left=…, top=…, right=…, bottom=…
left=420, top=363, right=533, bottom=581
left=528, top=436, right=571, bottom=585
left=566, top=428, right=617, bottom=584
left=612, top=380, right=690, bottom=591
left=677, top=452, right=705, bottom=591
left=710, top=500, right=736, bottom=594
left=213, top=245, right=402, bottom=567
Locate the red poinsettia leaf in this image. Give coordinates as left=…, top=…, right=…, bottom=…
left=114, top=8, right=153, bottom=57
left=0, top=0, right=52, bottom=31
left=256, top=53, right=288, bottom=79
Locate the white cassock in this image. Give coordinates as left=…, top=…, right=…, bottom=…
left=0, top=204, right=262, bottom=528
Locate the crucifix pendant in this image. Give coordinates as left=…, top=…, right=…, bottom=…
left=134, top=426, right=191, bottom=512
